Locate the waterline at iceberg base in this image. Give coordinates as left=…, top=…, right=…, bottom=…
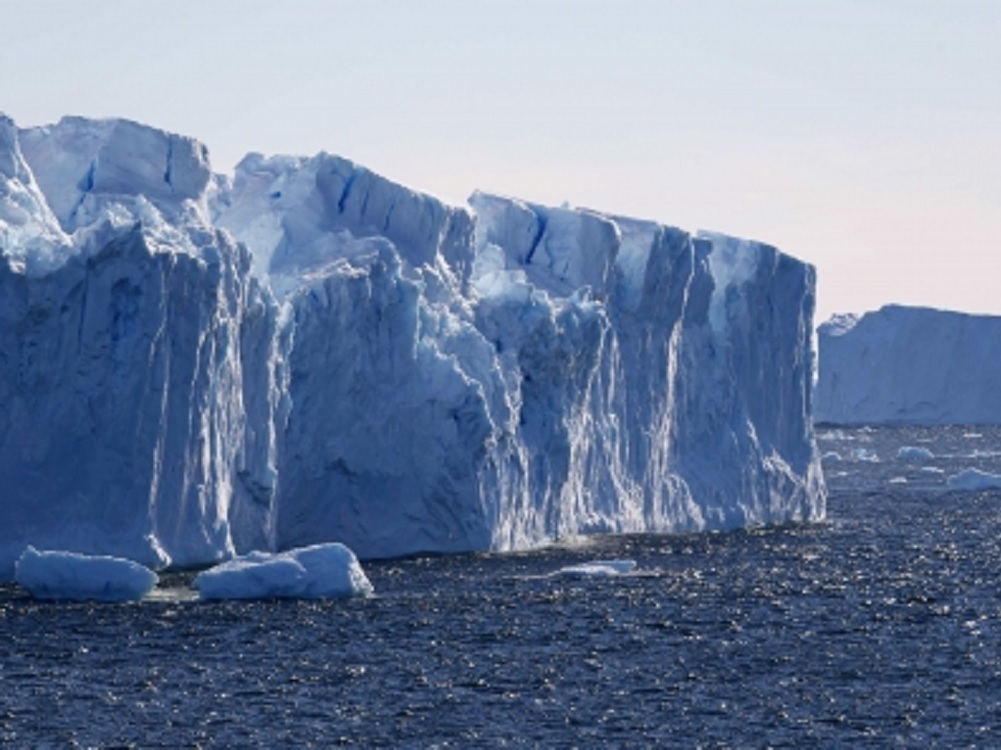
left=0, top=115, right=826, bottom=580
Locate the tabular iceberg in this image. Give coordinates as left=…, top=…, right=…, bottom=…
left=815, top=306, right=1001, bottom=425
left=0, top=114, right=825, bottom=580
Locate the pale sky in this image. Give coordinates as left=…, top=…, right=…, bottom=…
left=2, top=0, right=998, bottom=323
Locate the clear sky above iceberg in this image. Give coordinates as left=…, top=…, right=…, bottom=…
left=2, top=0, right=997, bottom=322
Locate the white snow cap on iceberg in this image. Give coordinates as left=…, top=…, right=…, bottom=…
left=0, top=115, right=73, bottom=272
left=14, top=546, right=158, bottom=602
left=193, top=543, right=374, bottom=600
left=1, top=114, right=217, bottom=275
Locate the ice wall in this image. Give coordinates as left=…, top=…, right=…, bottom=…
left=815, top=305, right=1001, bottom=425
left=0, top=117, right=283, bottom=579
left=0, top=115, right=825, bottom=579
left=212, top=159, right=825, bottom=558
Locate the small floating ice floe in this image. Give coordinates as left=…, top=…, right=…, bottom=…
left=946, top=468, right=1001, bottom=491
left=821, top=451, right=841, bottom=463
left=850, top=448, right=879, bottom=462
left=14, top=546, right=158, bottom=602
left=888, top=476, right=908, bottom=485
left=554, top=559, right=637, bottom=577
left=897, top=446, right=935, bottom=461
left=193, top=542, right=374, bottom=600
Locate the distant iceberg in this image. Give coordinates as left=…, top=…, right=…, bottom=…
left=897, top=446, right=935, bottom=461
left=816, top=305, right=1001, bottom=425
left=0, top=114, right=826, bottom=580
left=14, top=546, right=158, bottom=602
left=946, top=468, right=1001, bottom=492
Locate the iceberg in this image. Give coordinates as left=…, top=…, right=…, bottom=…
left=193, top=543, right=373, bottom=600
left=14, top=546, right=158, bottom=601
left=896, top=446, right=935, bottom=461
left=0, top=114, right=826, bottom=580
left=946, top=468, right=1001, bottom=492
left=554, top=559, right=637, bottom=577
left=815, top=306, right=1001, bottom=425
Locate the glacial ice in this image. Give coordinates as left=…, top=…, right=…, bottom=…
left=193, top=543, right=373, bottom=600
left=946, top=468, right=1001, bottom=492
left=850, top=448, right=880, bottom=463
left=897, top=446, right=935, bottom=461
left=554, top=559, right=637, bottom=577
left=0, top=114, right=826, bottom=580
left=816, top=306, right=1001, bottom=425
left=14, top=546, right=158, bottom=601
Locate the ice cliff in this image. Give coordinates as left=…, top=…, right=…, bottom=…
left=815, top=305, right=1001, bottom=425
left=0, top=115, right=826, bottom=579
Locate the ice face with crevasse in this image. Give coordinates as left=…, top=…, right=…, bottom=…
left=0, top=114, right=826, bottom=580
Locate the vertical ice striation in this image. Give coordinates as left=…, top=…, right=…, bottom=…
left=458, top=200, right=824, bottom=547
left=0, top=114, right=825, bottom=579
left=214, top=153, right=495, bottom=557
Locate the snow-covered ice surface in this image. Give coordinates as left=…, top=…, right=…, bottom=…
left=0, top=115, right=825, bottom=580
left=193, top=543, right=373, bottom=600
left=815, top=306, right=1001, bottom=425
left=14, top=546, right=158, bottom=601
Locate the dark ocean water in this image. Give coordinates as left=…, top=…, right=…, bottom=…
left=4, top=426, right=1001, bottom=748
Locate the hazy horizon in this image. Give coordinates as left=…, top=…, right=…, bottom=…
left=3, top=1, right=997, bottom=323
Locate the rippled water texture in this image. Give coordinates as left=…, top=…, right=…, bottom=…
left=4, top=426, right=1001, bottom=747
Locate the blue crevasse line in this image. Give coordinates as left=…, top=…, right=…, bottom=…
left=79, top=159, right=96, bottom=193
left=69, top=159, right=98, bottom=226
left=524, top=210, right=548, bottom=266
left=358, top=183, right=371, bottom=222
left=382, top=200, right=396, bottom=234
left=337, top=171, right=357, bottom=214
left=164, top=138, right=173, bottom=188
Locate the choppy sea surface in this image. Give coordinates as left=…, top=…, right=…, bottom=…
left=4, top=426, right=1001, bottom=747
